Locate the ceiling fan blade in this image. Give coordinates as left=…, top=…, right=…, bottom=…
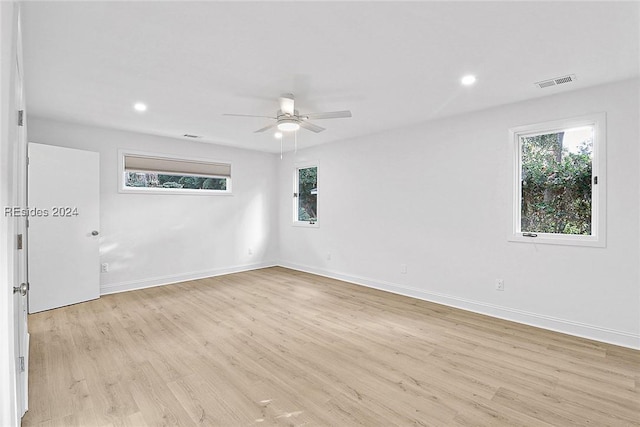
left=223, top=113, right=276, bottom=119
left=254, top=123, right=278, bottom=133
left=303, top=110, right=352, bottom=120
left=298, top=120, right=325, bottom=133
left=279, top=93, right=295, bottom=116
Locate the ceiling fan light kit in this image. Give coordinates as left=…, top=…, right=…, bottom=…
left=276, top=117, right=301, bottom=132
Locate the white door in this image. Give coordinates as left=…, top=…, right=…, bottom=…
left=28, top=143, right=100, bottom=313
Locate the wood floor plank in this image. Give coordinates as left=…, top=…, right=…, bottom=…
left=22, top=267, right=640, bottom=426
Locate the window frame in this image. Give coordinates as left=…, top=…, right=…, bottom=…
left=118, top=149, right=232, bottom=195
left=508, top=113, right=606, bottom=247
left=293, top=161, right=319, bottom=228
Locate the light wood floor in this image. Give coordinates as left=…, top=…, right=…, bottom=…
left=22, top=267, right=640, bottom=426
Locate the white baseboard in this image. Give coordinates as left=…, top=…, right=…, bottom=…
left=100, top=261, right=277, bottom=295
left=279, top=261, right=640, bottom=350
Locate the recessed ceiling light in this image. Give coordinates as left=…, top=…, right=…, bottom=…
left=133, top=102, right=147, bottom=112
left=461, top=75, right=477, bottom=86
left=274, top=132, right=283, bottom=139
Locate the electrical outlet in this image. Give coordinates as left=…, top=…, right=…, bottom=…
left=496, top=279, right=504, bottom=291
left=248, top=248, right=253, bottom=255
left=400, top=264, right=407, bottom=274
left=101, top=263, right=109, bottom=273
left=326, top=252, right=331, bottom=261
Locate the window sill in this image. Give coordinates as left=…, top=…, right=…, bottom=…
left=508, top=233, right=605, bottom=248
left=293, top=221, right=319, bottom=228
left=119, top=187, right=233, bottom=196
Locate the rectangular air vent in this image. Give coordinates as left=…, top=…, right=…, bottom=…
left=535, top=74, right=576, bottom=89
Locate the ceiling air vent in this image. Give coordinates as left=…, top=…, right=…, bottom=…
left=535, top=74, right=576, bottom=89
left=183, top=134, right=201, bottom=139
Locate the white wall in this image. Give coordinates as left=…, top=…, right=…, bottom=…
left=27, top=118, right=279, bottom=293
left=277, top=79, right=640, bottom=349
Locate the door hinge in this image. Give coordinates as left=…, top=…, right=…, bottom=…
left=17, top=234, right=23, bottom=250
left=19, top=356, right=24, bottom=372
left=18, top=110, right=24, bottom=127
left=594, top=176, right=598, bottom=185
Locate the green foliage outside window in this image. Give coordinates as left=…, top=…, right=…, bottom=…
left=125, top=172, right=227, bottom=191
left=298, top=167, right=317, bottom=221
left=520, top=131, right=593, bottom=235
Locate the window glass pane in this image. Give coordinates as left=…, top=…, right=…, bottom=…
left=520, top=126, right=593, bottom=235
left=297, top=166, right=317, bottom=221
left=125, top=172, right=227, bottom=191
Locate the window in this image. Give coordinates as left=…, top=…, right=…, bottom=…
left=509, top=113, right=606, bottom=247
left=119, top=151, right=231, bottom=194
left=294, top=164, right=318, bottom=226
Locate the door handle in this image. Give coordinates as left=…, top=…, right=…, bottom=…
left=91, top=230, right=99, bottom=236
left=13, top=283, right=28, bottom=296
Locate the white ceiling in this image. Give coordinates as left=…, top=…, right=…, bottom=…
left=21, top=1, right=640, bottom=153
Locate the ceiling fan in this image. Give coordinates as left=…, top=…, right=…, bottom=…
left=224, top=93, right=352, bottom=134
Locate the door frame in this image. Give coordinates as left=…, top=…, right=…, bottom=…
left=14, top=4, right=29, bottom=414
left=0, top=1, right=28, bottom=425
